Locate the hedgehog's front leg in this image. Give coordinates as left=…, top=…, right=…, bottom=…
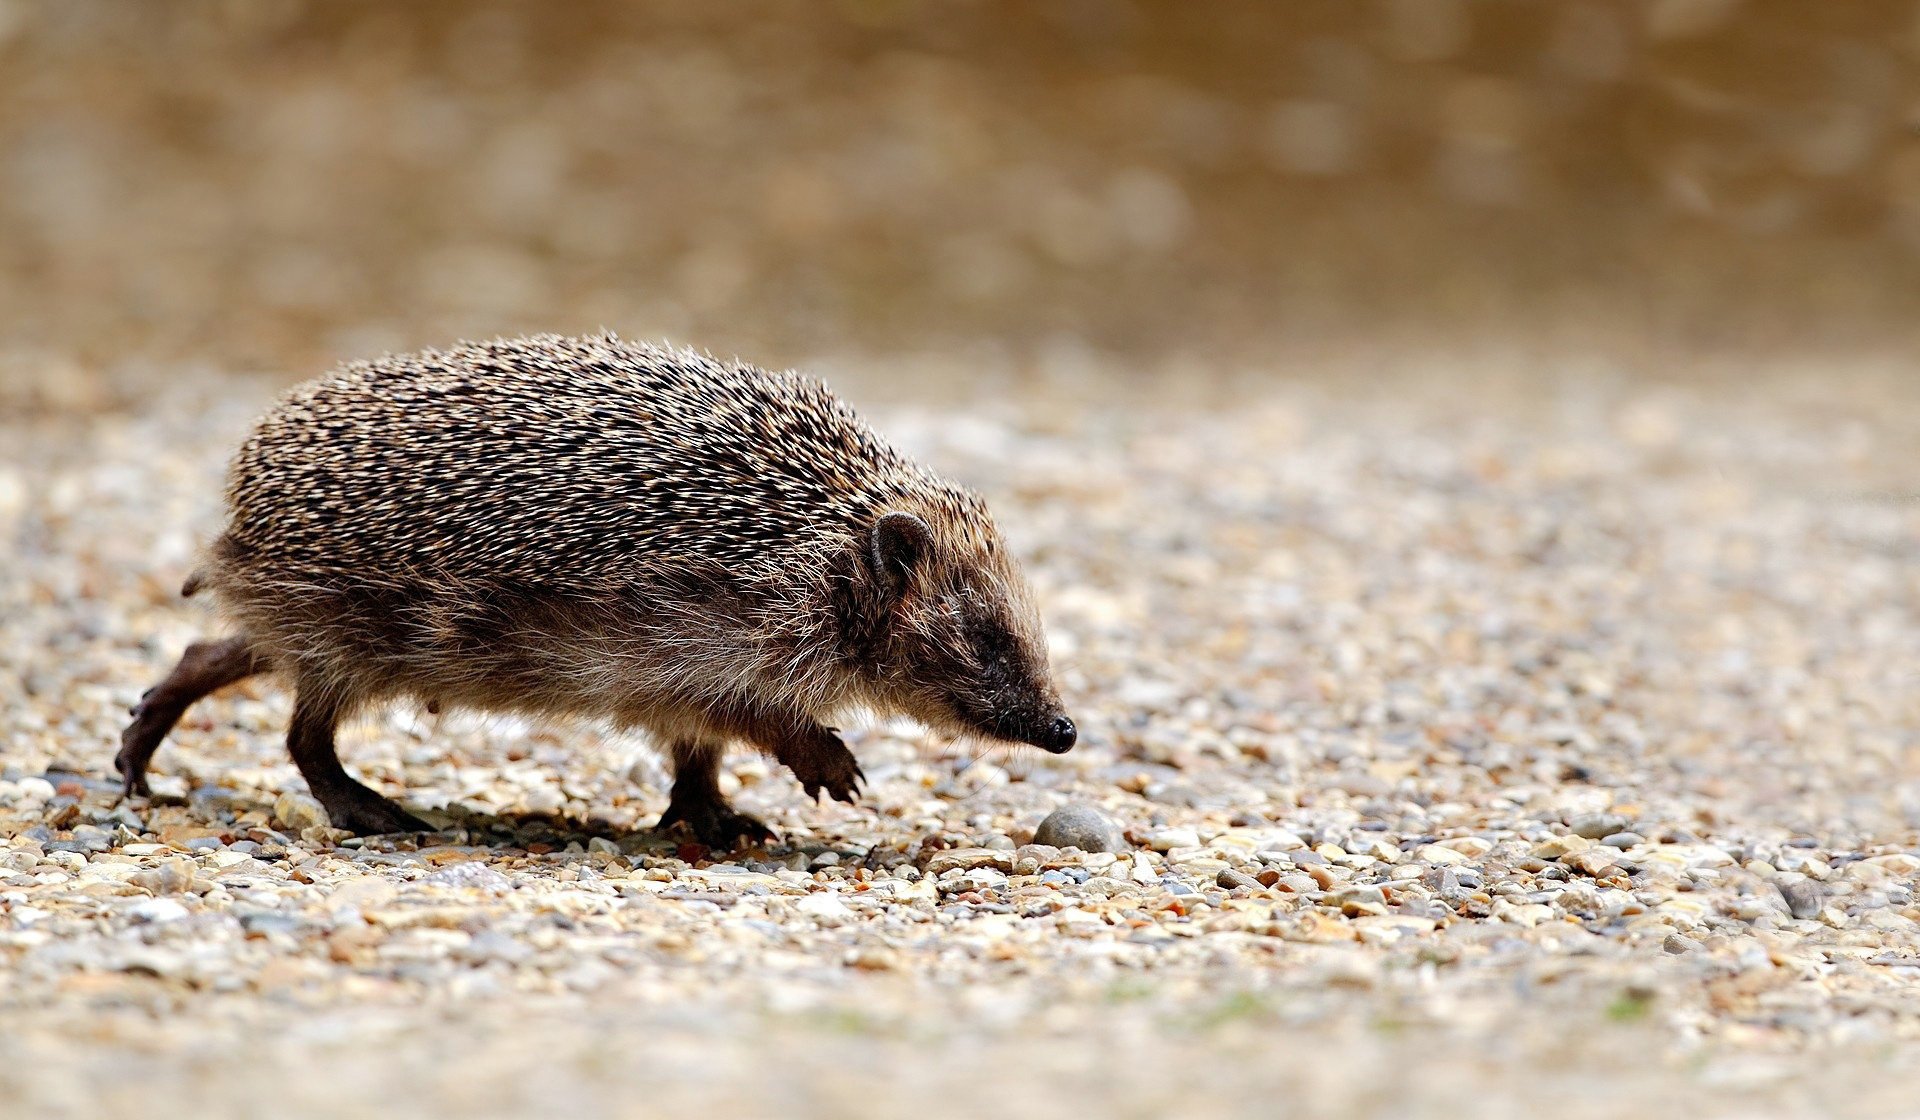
left=759, top=718, right=865, bottom=806
left=655, top=739, right=774, bottom=848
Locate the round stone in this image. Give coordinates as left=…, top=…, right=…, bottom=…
left=1031, top=805, right=1127, bottom=853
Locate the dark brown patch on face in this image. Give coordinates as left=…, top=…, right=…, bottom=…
left=840, top=509, right=1072, bottom=751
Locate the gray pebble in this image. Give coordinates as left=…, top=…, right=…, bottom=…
left=1777, top=879, right=1823, bottom=920
left=238, top=911, right=306, bottom=937
left=1571, top=814, right=1629, bottom=840
left=1031, top=805, right=1126, bottom=853
left=1217, top=868, right=1260, bottom=891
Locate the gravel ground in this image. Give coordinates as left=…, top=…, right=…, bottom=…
left=2, top=363, right=1918, bottom=1118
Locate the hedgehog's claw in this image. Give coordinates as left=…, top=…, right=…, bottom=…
left=785, top=734, right=863, bottom=807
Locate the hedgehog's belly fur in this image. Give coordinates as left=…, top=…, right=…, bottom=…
left=201, top=555, right=850, bottom=742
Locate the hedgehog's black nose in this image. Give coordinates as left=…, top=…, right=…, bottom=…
left=1039, top=715, right=1077, bottom=754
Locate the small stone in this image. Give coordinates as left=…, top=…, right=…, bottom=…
left=1777, top=879, right=1824, bottom=920
left=848, top=947, right=898, bottom=971
left=1564, top=849, right=1618, bottom=877
left=1329, top=885, right=1387, bottom=916
left=273, top=792, right=329, bottom=833
left=330, top=878, right=398, bottom=910
left=424, top=862, right=513, bottom=893
left=793, top=893, right=853, bottom=925
left=1302, top=864, right=1340, bottom=889
left=1868, top=853, right=1920, bottom=876
left=238, top=911, right=306, bottom=937
left=1415, top=844, right=1470, bottom=866
left=1031, top=805, right=1126, bottom=853
left=1570, top=814, right=1628, bottom=840
left=128, top=898, right=189, bottom=924
left=1663, top=933, right=1704, bottom=954
left=924, top=847, right=1013, bottom=875
left=1147, top=828, right=1200, bottom=852
left=129, top=858, right=197, bottom=895
left=1602, top=832, right=1644, bottom=849
left=1216, top=868, right=1260, bottom=890
left=1533, top=834, right=1594, bottom=860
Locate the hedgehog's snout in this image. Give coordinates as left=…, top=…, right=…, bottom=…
left=1001, top=707, right=1075, bottom=753
left=1034, top=714, right=1077, bottom=754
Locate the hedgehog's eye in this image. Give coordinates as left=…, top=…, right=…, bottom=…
left=969, top=616, right=1018, bottom=663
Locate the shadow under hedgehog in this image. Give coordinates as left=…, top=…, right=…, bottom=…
left=118, top=334, right=1076, bottom=846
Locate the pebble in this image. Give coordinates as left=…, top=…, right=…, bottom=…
left=273, top=792, right=329, bottom=833
left=1329, top=885, right=1387, bottom=916
left=1563, top=849, right=1619, bottom=878
left=1216, top=868, right=1260, bottom=891
left=1778, top=879, right=1824, bottom=920
left=128, top=898, right=190, bottom=924
left=129, top=858, right=198, bottom=895
left=424, top=863, right=513, bottom=894
left=1570, top=815, right=1629, bottom=840
left=1415, top=844, right=1471, bottom=866
left=1031, top=805, right=1126, bottom=853
left=924, top=847, right=1014, bottom=875
left=1532, top=835, right=1593, bottom=860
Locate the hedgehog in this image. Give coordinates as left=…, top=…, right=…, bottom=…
left=117, top=334, right=1076, bottom=846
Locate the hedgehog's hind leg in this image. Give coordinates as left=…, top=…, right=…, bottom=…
left=285, top=677, right=429, bottom=836
left=117, top=636, right=269, bottom=798
left=655, top=740, right=774, bottom=849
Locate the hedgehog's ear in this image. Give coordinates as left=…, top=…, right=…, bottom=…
left=870, top=511, right=932, bottom=595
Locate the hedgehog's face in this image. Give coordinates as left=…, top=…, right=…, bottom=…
left=863, top=511, right=1076, bottom=753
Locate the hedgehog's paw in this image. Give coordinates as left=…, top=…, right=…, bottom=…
left=317, top=786, right=431, bottom=836
left=793, top=751, right=864, bottom=806
left=114, top=728, right=155, bottom=799
left=657, top=799, right=774, bottom=849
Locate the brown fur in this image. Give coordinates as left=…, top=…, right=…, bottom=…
left=120, top=335, right=1074, bottom=845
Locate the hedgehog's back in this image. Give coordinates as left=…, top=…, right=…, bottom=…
left=218, top=335, right=950, bottom=591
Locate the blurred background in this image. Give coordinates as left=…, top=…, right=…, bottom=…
left=3, top=0, right=1920, bottom=404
